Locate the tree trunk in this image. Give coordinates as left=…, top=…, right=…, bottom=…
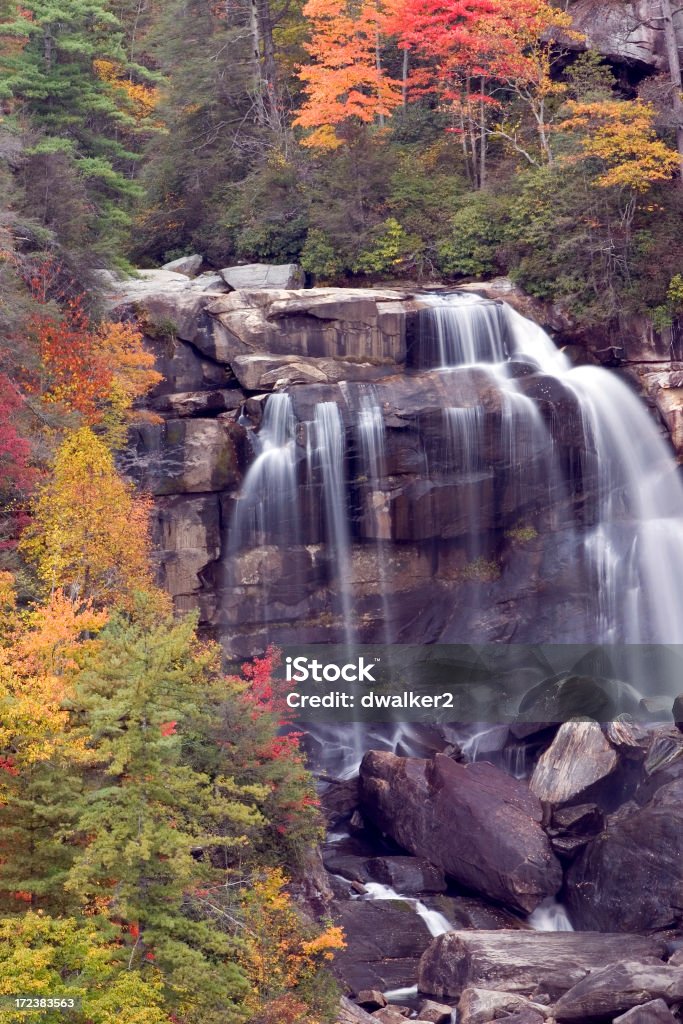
left=376, top=32, right=385, bottom=127
left=402, top=47, right=409, bottom=107
left=257, top=0, right=280, bottom=123
left=249, top=0, right=266, bottom=123
left=660, top=0, right=683, bottom=182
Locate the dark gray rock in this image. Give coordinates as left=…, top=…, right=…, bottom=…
left=360, top=751, right=561, bottom=914
left=365, top=857, right=447, bottom=895
left=613, top=999, right=679, bottom=1024
left=332, top=899, right=432, bottom=995
left=565, top=780, right=683, bottom=932
left=554, top=961, right=683, bottom=1022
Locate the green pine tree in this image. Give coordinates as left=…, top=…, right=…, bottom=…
left=0, top=0, right=144, bottom=257
left=65, top=605, right=264, bottom=1024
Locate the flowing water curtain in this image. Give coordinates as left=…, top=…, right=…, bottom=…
left=309, top=401, right=355, bottom=644
left=227, top=393, right=301, bottom=639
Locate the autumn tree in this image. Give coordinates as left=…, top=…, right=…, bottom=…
left=558, top=98, right=680, bottom=194
left=0, top=913, right=168, bottom=1024
left=20, top=427, right=154, bottom=607
left=294, top=0, right=402, bottom=149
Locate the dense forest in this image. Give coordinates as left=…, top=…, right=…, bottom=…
left=0, top=0, right=683, bottom=1020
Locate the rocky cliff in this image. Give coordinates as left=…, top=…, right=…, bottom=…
left=110, top=270, right=683, bottom=656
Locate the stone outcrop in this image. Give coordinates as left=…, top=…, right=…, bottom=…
left=359, top=751, right=562, bottom=914
left=563, top=0, right=683, bottom=71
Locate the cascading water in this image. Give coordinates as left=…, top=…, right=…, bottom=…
left=310, top=401, right=355, bottom=645
left=230, top=392, right=299, bottom=550
left=226, top=292, right=683, bottom=675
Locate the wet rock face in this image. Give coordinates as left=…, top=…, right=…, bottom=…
left=114, top=274, right=683, bottom=641
left=359, top=751, right=562, bottom=914
left=331, top=899, right=434, bottom=994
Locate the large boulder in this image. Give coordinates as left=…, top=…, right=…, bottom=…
left=565, top=780, right=683, bottom=932
left=219, top=262, right=304, bottom=289
left=554, top=961, right=683, bottom=1022
left=359, top=751, right=562, bottom=914
left=417, top=931, right=666, bottom=1001
left=458, top=988, right=551, bottom=1024
left=162, top=253, right=203, bottom=277
left=529, top=721, right=619, bottom=807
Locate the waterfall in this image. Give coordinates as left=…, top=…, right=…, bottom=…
left=230, top=392, right=299, bottom=549
left=361, top=881, right=451, bottom=937
left=566, top=367, right=683, bottom=643
left=224, top=291, right=683, bottom=658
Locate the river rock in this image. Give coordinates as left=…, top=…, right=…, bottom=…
left=613, top=1000, right=679, bottom=1024
left=359, top=751, right=561, bottom=914
left=219, top=262, right=304, bottom=290
left=458, top=989, right=550, bottom=1024
left=530, top=721, right=619, bottom=806
left=337, top=997, right=379, bottom=1024
left=554, top=961, right=683, bottom=1022
left=565, top=780, right=683, bottom=932
left=417, top=931, right=666, bottom=1001
left=365, top=857, right=447, bottom=895
left=357, top=991, right=387, bottom=1011
left=162, top=253, right=203, bottom=276
left=417, top=1000, right=453, bottom=1024
left=332, top=899, right=433, bottom=994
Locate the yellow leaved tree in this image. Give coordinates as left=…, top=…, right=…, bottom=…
left=19, top=427, right=155, bottom=609
left=557, top=99, right=680, bottom=192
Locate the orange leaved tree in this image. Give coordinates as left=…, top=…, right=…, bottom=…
left=294, top=0, right=403, bottom=149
